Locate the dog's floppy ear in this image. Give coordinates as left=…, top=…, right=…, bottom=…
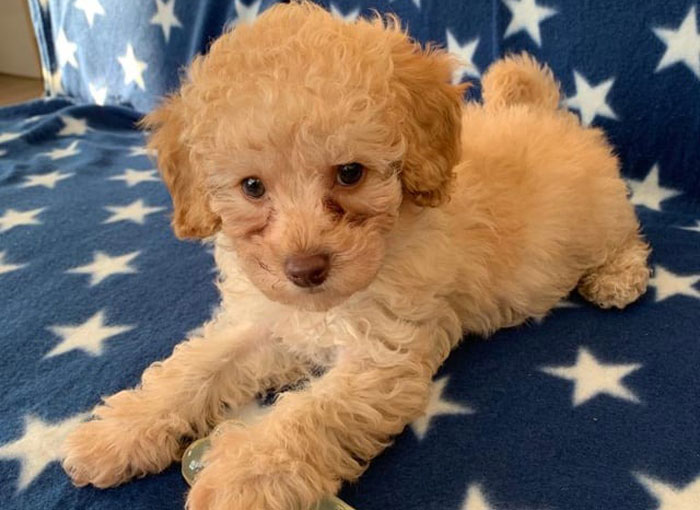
left=140, top=95, right=220, bottom=239
left=386, top=23, right=466, bottom=207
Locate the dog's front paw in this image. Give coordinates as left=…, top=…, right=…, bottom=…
left=186, top=425, right=338, bottom=510
left=62, top=402, right=183, bottom=488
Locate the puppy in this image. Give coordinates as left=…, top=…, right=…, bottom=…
left=62, top=2, right=650, bottom=509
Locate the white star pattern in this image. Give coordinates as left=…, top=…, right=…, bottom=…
left=58, top=116, right=89, bottom=136
left=649, top=265, right=700, bottom=302
left=411, top=376, right=474, bottom=440
left=43, top=66, right=64, bottom=95
left=678, top=220, right=700, bottom=233
left=0, top=413, right=88, bottom=491
left=46, top=310, right=134, bottom=358
left=66, top=251, right=140, bottom=286
left=653, top=6, right=700, bottom=79
left=0, top=149, right=6, bottom=157
left=74, top=0, right=105, bottom=28
left=150, top=0, right=183, bottom=42
left=129, top=145, right=154, bottom=157
left=565, top=71, right=618, bottom=126
left=103, top=199, right=165, bottom=225
left=108, top=168, right=159, bottom=187
left=635, top=472, right=700, bottom=510
left=0, top=251, right=27, bottom=275
left=118, top=43, right=148, bottom=91
left=554, top=299, right=580, bottom=309
left=89, top=83, right=108, bottom=105
left=0, top=208, right=45, bottom=233
left=56, top=29, right=78, bottom=69
left=502, top=0, right=557, bottom=47
left=233, top=0, right=262, bottom=25
left=0, top=131, right=22, bottom=144
left=446, top=30, right=480, bottom=83
left=330, top=3, right=360, bottom=23
left=541, top=347, right=642, bottom=406
left=42, top=140, right=80, bottom=160
left=19, top=171, right=74, bottom=189
left=627, top=164, right=683, bottom=212
left=461, top=484, right=495, bottom=510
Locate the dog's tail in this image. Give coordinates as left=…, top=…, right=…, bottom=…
left=481, top=53, right=561, bottom=111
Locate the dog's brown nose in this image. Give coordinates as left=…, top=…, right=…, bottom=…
left=284, top=253, right=330, bottom=288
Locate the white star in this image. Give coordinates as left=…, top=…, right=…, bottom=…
left=0, top=413, right=88, bottom=491
left=46, top=310, right=134, bottom=358
left=129, top=145, right=152, bottom=157
left=118, top=43, right=148, bottom=91
left=42, top=140, right=80, bottom=160
left=635, top=472, right=700, bottom=510
left=150, top=0, right=183, bottom=42
left=74, top=0, right=105, bottom=28
left=19, top=170, right=74, bottom=189
left=502, top=0, right=557, bottom=47
left=0, top=251, right=27, bottom=275
left=330, top=3, right=360, bottom=23
left=88, top=83, right=107, bottom=105
left=653, top=6, right=700, bottom=79
left=66, top=251, right=140, bottom=286
left=43, top=66, right=64, bottom=95
left=678, top=220, right=700, bottom=233
left=446, top=30, right=480, bottom=83
left=103, top=199, right=165, bottom=225
left=58, top=116, right=89, bottom=136
left=554, top=299, right=579, bottom=309
left=461, top=484, right=495, bottom=510
left=0, top=208, right=45, bottom=233
left=649, top=265, right=700, bottom=302
left=108, top=168, right=159, bottom=187
left=541, top=346, right=642, bottom=406
left=0, top=149, right=5, bottom=157
left=627, top=164, right=682, bottom=212
left=411, top=376, right=473, bottom=440
left=233, top=0, right=261, bottom=25
left=0, top=131, right=22, bottom=144
left=565, top=71, right=618, bottom=126
left=56, top=28, right=78, bottom=69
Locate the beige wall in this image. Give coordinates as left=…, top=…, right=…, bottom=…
left=0, top=0, right=41, bottom=78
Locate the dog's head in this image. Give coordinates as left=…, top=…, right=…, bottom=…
left=142, top=1, right=464, bottom=311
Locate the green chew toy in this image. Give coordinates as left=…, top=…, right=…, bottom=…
left=181, top=436, right=357, bottom=510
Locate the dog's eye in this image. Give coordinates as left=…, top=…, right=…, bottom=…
left=336, top=163, right=365, bottom=187
left=241, top=177, right=266, bottom=199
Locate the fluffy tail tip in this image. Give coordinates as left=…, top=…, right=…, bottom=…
left=481, top=53, right=561, bottom=110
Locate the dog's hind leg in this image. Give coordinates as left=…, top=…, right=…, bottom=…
left=577, top=231, right=651, bottom=309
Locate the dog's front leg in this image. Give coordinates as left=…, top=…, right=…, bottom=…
left=62, top=323, right=309, bottom=488
left=186, top=316, right=459, bottom=510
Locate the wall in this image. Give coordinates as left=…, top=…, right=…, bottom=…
left=0, top=0, right=41, bottom=78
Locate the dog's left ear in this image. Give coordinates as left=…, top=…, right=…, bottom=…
left=386, top=24, right=466, bottom=207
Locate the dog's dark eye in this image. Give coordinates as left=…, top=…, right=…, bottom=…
left=241, top=177, right=266, bottom=199
left=336, top=163, right=365, bottom=187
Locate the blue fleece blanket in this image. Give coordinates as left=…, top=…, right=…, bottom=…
left=1, top=1, right=699, bottom=509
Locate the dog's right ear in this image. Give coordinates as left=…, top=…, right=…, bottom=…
left=140, top=96, right=221, bottom=240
